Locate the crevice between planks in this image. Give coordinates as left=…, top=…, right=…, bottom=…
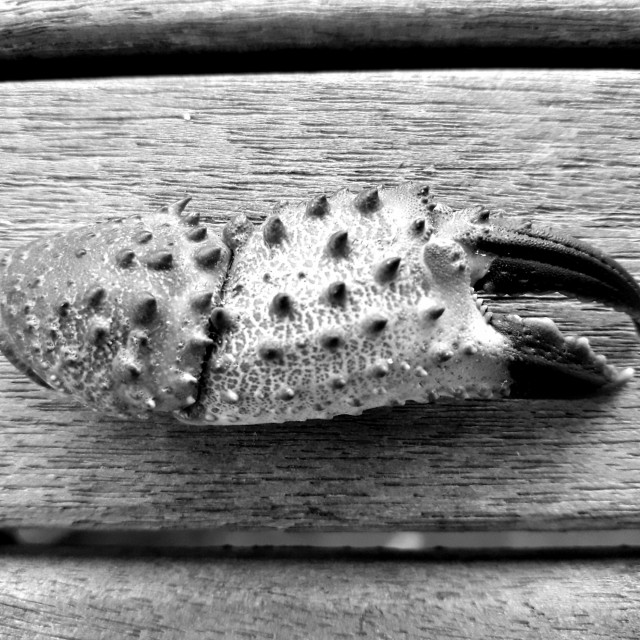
left=4, top=527, right=640, bottom=558
left=2, top=47, right=640, bottom=82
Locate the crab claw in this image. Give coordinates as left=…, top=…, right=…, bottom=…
left=449, top=207, right=640, bottom=397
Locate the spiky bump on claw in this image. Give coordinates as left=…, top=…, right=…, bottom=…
left=191, top=183, right=510, bottom=425
left=0, top=199, right=230, bottom=417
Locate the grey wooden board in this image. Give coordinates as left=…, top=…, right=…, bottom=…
left=1, top=549, right=640, bottom=639
left=1, top=0, right=639, bottom=62
left=1, top=70, right=640, bottom=530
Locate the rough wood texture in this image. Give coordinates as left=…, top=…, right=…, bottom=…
left=1, top=71, right=640, bottom=530
left=1, top=549, right=640, bottom=638
left=0, top=0, right=639, bottom=64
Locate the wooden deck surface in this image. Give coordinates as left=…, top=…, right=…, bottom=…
left=1, top=70, right=640, bottom=533
left=3, top=0, right=640, bottom=54
left=2, top=2, right=640, bottom=635
left=2, top=548, right=640, bottom=639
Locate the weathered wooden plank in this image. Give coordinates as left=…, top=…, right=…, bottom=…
left=1, top=70, right=640, bottom=530
left=1, top=549, right=640, bottom=639
left=0, top=0, right=639, bottom=75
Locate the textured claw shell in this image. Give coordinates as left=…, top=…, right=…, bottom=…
left=0, top=182, right=514, bottom=425
left=193, top=183, right=509, bottom=424
left=0, top=203, right=230, bottom=417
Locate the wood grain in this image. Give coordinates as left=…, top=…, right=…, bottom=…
left=1, top=549, right=640, bottom=638
left=0, top=0, right=639, bottom=66
left=1, top=70, right=640, bottom=531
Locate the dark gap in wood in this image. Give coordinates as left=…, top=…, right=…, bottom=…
left=2, top=46, right=640, bottom=82
left=3, top=542, right=640, bottom=563
left=6, top=528, right=640, bottom=556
